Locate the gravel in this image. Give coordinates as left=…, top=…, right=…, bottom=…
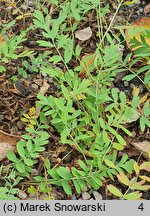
left=82, top=192, right=91, bottom=200
left=93, top=191, right=103, bottom=200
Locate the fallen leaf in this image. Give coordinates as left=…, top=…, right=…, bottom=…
left=126, top=17, right=150, bottom=50
left=0, top=142, right=16, bottom=161
left=0, top=34, right=5, bottom=48
left=144, top=3, right=150, bottom=15
left=131, top=141, right=150, bottom=160
left=79, top=53, right=97, bottom=78
left=0, top=130, right=20, bottom=161
left=75, top=27, right=92, bottom=41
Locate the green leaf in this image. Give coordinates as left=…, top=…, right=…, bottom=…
left=17, top=142, right=25, bottom=158
left=104, top=159, right=116, bottom=168
left=57, top=167, right=72, bottom=179
left=6, top=151, right=17, bottom=162
left=49, top=55, right=62, bottom=64
left=123, top=191, right=142, bottom=200
left=116, top=134, right=126, bottom=146
left=140, top=116, right=146, bottom=132
left=78, top=160, right=89, bottom=172
left=123, top=74, right=136, bottom=81
left=111, top=88, right=118, bottom=102
left=26, top=140, right=32, bottom=152
left=24, top=158, right=34, bottom=166
left=34, top=10, right=45, bottom=24
left=62, top=180, right=72, bottom=195
left=50, top=23, right=59, bottom=40
left=72, top=179, right=81, bottom=194
left=132, top=95, right=139, bottom=109
left=45, top=158, right=51, bottom=170
left=16, top=162, right=25, bottom=173
left=113, top=142, right=124, bottom=150
left=0, top=65, right=6, bottom=72
left=85, top=178, right=99, bottom=189
left=143, top=102, right=150, bottom=116
left=107, top=185, right=123, bottom=197
left=37, top=40, right=54, bottom=47
left=61, top=84, right=70, bottom=101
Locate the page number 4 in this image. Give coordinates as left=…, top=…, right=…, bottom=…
left=138, top=203, right=144, bottom=211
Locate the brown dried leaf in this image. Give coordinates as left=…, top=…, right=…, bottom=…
left=131, top=141, right=150, bottom=160
left=79, top=53, right=97, bottom=79
left=75, top=27, right=92, bottom=41
left=126, top=17, right=150, bottom=50
left=0, top=130, right=20, bottom=161
left=0, top=142, right=16, bottom=161
left=0, top=34, right=5, bottom=48
left=144, top=3, right=150, bottom=15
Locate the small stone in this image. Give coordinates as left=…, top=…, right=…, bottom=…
left=71, top=194, right=77, bottom=200
left=18, top=190, right=27, bottom=199
left=31, top=84, right=39, bottom=90
left=39, top=193, right=49, bottom=200
left=28, top=1, right=34, bottom=6
left=130, top=83, right=135, bottom=88
left=124, top=81, right=129, bottom=87
left=82, top=192, right=91, bottom=200
left=0, top=115, right=4, bottom=121
left=21, top=5, right=28, bottom=10
left=136, top=9, right=143, bottom=16
left=56, top=85, right=61, bottom=90
left=139, top=84, right=144, bottom=93
left=93, top=191, right=103, bottom=200
left=17, top=121, right=24, bottom=130
left=114, top=87, right=120, bottom=93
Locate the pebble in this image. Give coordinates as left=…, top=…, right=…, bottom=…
left=139, top=84, right=144, bottom=93
left=82, top=192, right=91, bottom=200
left=17, top=121, right=24, bottom=130
left=114, top=87, right=120, bottom=93
left=0, top=115, right=4, bottom=121
left=28, top=1, right=35, bottom=7
left=18, top=190, right=27, bottom=199
left=123, top=81, right=129, bottom=87
left=21, top=5, right=28, bottom=10
left=71, top=194, right=77, bottom=200
left=136, top=8, right=143, bottom=16
left=141, top=1, right=146, bottom=6
left=39, top=193, right=49, bottom=200
left=31, top=83, right=39, bottom=90
left=130, top=83, right=135, bottom=89
left=93, top=191, right=103, bottom=200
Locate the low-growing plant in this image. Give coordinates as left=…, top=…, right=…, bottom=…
left=0, top=0, right=149, bottom=200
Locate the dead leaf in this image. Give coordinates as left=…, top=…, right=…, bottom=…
left=0, top=130, right=20, bottom=161
left=79, top=53, right=97, bottom=79
left=131, top=141, right=150, bottom=160
left=75, top=27, right=92, bottom=41
left=0, top=34, right=5, bottom=48
left=126, top=17, right=150, bottom=50
left=144, top=3, right=150, bottom=15
left=0, top=142, right=16, bottom=161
